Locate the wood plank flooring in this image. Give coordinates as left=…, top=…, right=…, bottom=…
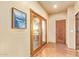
left=33, top=43, right=79, bottom=57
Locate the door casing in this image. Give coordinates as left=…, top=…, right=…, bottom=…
left=56, top=20, right=66, bottom=44
left=30, top=9, right=47, bottom=56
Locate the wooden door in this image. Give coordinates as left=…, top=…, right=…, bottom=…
left=30, top=10, right=47, bottom=56
left=56, top=20, right=66, bottom=44
left=30, top=10, right=42, bottom=56
left=76, top=12, right=79, bottom=50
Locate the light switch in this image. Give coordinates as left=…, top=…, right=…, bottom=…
left=70, top=30, right=73, bottom=32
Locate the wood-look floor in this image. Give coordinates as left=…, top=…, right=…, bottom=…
left=33, top=43, right=79, bottom=57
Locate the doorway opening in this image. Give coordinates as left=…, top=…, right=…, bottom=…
left=56, top=20, right=66, bottom=44
left=75, top=12, right=79, bottom=50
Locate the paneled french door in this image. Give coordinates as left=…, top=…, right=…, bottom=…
left=30, top=10, right=47, bottom=56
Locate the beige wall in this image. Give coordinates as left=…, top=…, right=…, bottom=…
left=74, top=2, right=79, bottom=15
left=0, top=1, right=48, bottom=56
left=48, top=12, right=67, bottom=43
left=66, top=6, right=75, bottom=49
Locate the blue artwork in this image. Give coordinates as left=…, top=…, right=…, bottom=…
left=13, top=8, right=26, bottom=29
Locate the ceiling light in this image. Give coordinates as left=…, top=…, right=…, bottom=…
left=53, top=5, right=57, bottom=8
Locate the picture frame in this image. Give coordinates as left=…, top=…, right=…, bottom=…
left=12, top=8, right=26, bottom=29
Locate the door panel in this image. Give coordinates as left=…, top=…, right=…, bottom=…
left=33, top=17, right=40, bottom=51
left=56, top=20, right=66, bottom=44
left=30, top=10, right=47, bottom=56
left=76, top=12, right=79, bottom=50
left=31, top=11, right=41, bottom=56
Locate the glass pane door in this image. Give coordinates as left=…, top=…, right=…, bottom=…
left=30, top=10, right=47, bottom=56
left=32, top=16, right=40, bottom=51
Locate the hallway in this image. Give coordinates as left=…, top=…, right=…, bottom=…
left=0, top=1, right=79, bottom=57
left=33, top=43, right=79, bottom=57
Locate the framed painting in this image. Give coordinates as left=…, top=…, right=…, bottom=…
left=12, top=8, right=26, bottom=29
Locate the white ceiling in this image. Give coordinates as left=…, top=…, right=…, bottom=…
left=39, top=1, right=76, bottom=14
